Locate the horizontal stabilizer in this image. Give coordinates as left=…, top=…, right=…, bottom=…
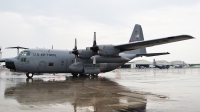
left=115, top=35, right=194, bottom=51
left=136, top=52, right=170, bottom=57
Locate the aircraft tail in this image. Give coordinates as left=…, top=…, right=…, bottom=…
left=123, top=24, right=147, bottom=54
left=153, top=59, right=156, bottom=66
left=123, top=24, right=170, bottom=58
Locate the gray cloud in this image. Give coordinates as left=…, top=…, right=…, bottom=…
left=0, top=0, right=199, bottom=63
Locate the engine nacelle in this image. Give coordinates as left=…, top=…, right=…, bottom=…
left=97, top=45, right=120, bottom=56
left=78, top=49, right=96, bottom=59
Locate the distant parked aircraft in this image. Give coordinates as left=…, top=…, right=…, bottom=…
left=174, top=61, right=185, bottom=68
left=153, top=59, right=169, bottom=69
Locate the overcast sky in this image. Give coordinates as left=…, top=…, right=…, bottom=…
left=0, top=0, right=199, bottom=63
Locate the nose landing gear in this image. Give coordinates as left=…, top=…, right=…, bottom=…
left=26, top=73, right=34, bottom=78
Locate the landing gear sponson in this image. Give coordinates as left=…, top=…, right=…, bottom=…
left=71, top=73, right=98, bottom=77
left=25, top=73, right=98, bottom=78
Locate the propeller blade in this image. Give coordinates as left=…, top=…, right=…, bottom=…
left=74, top=58, right=77, bottom=66
left=52, top=45, right=53, bottom=49
left=71, top=38, right=79, bottom=66
left=93, top=32, right=97, bottom=46
left=72, top=38, right=79, bottom=55
left=90, top=32, right=99, bottom=52
left=73, top=38, right=77, bottom=50
left=93, top=55, right=96, bottom=65
left=6, top=46, right=29, bottom=55
left=6, top=46, right=29, bottom=49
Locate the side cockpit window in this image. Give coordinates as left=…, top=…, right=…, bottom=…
left=19, top=51, right=30, bottom=56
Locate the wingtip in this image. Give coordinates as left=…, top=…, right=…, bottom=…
left=183, top=35, right=195, bottom=39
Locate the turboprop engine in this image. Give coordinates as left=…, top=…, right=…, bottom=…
left=89, top=32, right=121, bottom=56
left=77, top=49, right=96, bottom=59
left=96, top=45, right=121, bottom=56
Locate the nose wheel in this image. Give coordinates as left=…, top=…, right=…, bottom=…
left=26, top=73, right=34, bottom=78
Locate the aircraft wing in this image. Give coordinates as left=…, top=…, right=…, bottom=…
left=115, top=35, right=194, bottom=51
left=136, top=52, right=170, bottom=57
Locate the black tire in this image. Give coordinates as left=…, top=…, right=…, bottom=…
left=71, top=73, right=78, bottom=77
left=85, top=74, right=90, bottom=77
left=79, top=73, right=84, bottom=77
left=94, top=74, right=98, bottom=77
left=26, top=73, right=34, bottom=78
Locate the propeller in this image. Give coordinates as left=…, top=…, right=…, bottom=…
left=71, top=38, right=79, bottom=66
left=71, top=32, right=100, bottom=66
left=6, top=46, right=29, bottom=55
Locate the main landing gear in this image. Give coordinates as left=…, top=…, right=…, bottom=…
left=26, top=72, right=34, bottom=78
left=71, top=73, right=98, bottom=77
left=71, top=73, right=78, bottom=77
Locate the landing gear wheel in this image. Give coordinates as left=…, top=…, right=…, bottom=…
left=93, top=74, right=98, bottom=77
left=71, top=73, right=78, bottom=77
left=85, top=74, right=90, bottom=77
left=26, top=73, right=34, bottom=78
left=79, top=73, right=85, bottom=77
left=80, top=74, right=90, bottom=77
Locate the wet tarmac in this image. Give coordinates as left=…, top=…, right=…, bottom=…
left=0, top=68, right=200, bottom=112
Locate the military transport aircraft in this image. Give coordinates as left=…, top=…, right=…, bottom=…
left=0, top=24, right=194, bottom=78
left=153, top=59, right=170, bottom=69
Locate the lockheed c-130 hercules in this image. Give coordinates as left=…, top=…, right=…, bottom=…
left=0, top=24, right=194, bottom=78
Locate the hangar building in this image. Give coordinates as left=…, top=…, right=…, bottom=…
left=121, top=60, right=188, bottom=68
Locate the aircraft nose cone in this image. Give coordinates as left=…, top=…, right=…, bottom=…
left=5, top=59, right=16, bottom=70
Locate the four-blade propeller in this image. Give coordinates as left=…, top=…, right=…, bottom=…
left=71, top=32, right=98, bottom=66
left=71, top=38, right=79, bottom=66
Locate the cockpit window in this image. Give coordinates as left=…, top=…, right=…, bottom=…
left=19, top=51, right=30, bottom=56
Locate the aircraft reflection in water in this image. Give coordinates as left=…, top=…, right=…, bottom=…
left=5, top=76, right=147, bottom=112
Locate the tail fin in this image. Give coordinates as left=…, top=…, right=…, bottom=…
left=153, top=59, right=156, bottom=66
left=124, top=24, right=147, bottom=54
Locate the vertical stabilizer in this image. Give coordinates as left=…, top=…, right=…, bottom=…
left=123, top=24, right=147, bottom=54
left=153, top=59, right=156, bottom=66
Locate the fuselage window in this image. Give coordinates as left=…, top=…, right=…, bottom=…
left=49, top=62, right=54, bottom=66
left=21, top=58, right=26, bottom=62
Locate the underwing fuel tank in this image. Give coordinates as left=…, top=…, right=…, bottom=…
left=91, top=56, right=130, bottom=63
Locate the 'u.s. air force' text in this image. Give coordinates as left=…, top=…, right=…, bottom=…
left=33, top=53, right=56, bottom=57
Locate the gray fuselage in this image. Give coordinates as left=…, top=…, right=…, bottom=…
left=7, top=49, right=130, bottom=74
